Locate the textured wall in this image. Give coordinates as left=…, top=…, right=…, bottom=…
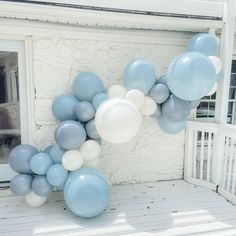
left=32, top=30, right=192, bottom=185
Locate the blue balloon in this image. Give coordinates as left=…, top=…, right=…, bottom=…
left=92, top=92, right=109, bottom=110
left=157, top=75, right=168, bottom=86
left=190, top=99, right=201, bottom=109
left=47, top=164, right=68, bottom=187
left=149, top=84, right=170, bottom=104
left=50, top=144, right=65, bottom=164
left=74, top=101, right=95, bottom=122
left=187, top=33, right=219, bottom=56
left=10, top=174, right=33, bottom=196
left=167, top=52, right=216, bottom=101
left=123, top=59, right=156, bottom=94
left=64, top=167, right=109, bottom=218
left=73, top=72, right=105, bottom=101
left=43, top=145, right=53, bottom=155
left=32, top=175, right=53, bottom=197
left=9, top=144, right=38, bottom=174
left=55, top=120, right=86, bottom=150
left=30, top=152, right=53, bottom=175
left=85, top=119, right=100, bottom=140
left=52, top=95, right=79, bottom=121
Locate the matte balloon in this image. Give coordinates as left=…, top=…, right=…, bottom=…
left=208, top=56, right=222, bottom=74
left=85, top=119, right=100, bottom=140
left=162, top=95, right=190, bottom=122
left=123, top=59, right=156, bottom=94
left=92, top=92, right=109, bottom=110
left=55, top=120, right=86, bottom=150
left=25, top=191, right=47, bottom=207
left=125, top=89, right=145, bottom=109
left=52, top=95, right=78, bottom=121
left=74, top=101, right=95, bottom=122
left=95, top=98, right=143, bottom=144
left=108, top=85, right=127, bottom=98
left=152, top=104, right=162, bottom=118
left=64, top=167, right=109, bottom=218
left=80, top=140, right=101, bottom=162
left=73, top=72, right=105, bottom=101
left=30, top=152, right=53, bottom=175
left=32, top=176, right=53, bottom=197
left=62, top=150, right=83, bottom=171
left=167, top=52, right=216, bottom=101
left=190, top=99, right=201, bottom=109
left=149, top=83, right=170, bottom=104
left=46, top=164, right=68, bottom=187
left=9, top=144, right=38, bottom=174
left=43, top=145, right=53, bottom=155
left=207, top=82, right=217, bottom=96
left=50, top=144, right=65, bottom=164
left=10, top=174, right=33, bottom=196
left=140, top=97, right=157, bottom=116
left=157, top=75, right=168, bottom=86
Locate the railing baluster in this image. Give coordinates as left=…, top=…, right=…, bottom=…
left=222, top=137, right=229, bottom=189
left=206, top=132, right=212, bottom=182
left=231, top=139, right=236, bottom=195
left=227, top=138, right=234, bottom=192
left=200, top=131, right=205, bottom=180
left=192, top=130, right=197, bottom=179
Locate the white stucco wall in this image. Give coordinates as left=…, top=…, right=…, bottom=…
left=32, top=29, right=193, bottom=185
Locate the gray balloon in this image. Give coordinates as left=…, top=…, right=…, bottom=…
left=152, top=104, right=162, bottom=118
left=162, top=95, right=190, bottom=122
left=157, top=75, right=168, bottom=86
left=149, top=84, right=170, bottom=104
left=32, top=175, right=53, bottom=197
left=85, top=119, right=100, bottom=140
left=43, top=145, right=53, bottom=155
left=74, top=101, right=95, bottom=122
left=190, top=99, right=201, bottom=109
left=9, top=144, right=38, bottom=174
left=55, top=120, right=86, bottom=150
left=50, top=144, right=65, bottom=164
left=10, top=174, right=33, bottom=195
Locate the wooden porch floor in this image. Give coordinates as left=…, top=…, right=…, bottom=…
left=1, top=180, right=236, bottom=236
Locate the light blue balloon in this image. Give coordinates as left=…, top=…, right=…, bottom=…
left=30, top=152, right=53, bottom=175
left=43, top=145, right=53, bottom=155
left=187, top=33, right=219, bottom=56
left=123, top=59, right=156, bottom=94
left=92, top=92, right=109, bottom=110
left=64, top=167, right=109, bottom=218
left=190, top=99, right=201, bottom=109
left=10, top=174, right=33, bottom=196
left=9, top=144, right=38, bottom=174
left=52, top=95, right=79, bottom=121
left=47, top=164, right=68, bottom=187
left=50, top=144, right=65, bottom=164
left=157, top=75, right=168, bottom=86
left=74, top=101, right=95, bottom=122
left=152, top=104, right=162, bottom=118
left=85, top=119, right=100, bottom=140
left=167, top=52, right=216, bottom=101
left=149, top=84, right=170, bottom=104
left=73, top=72, right=105, bottom=101
left=55, top=120, right=86, bottom=150
left=158, top=116, right=187, bottom=134
left=32, top=175, right=53, bottom=197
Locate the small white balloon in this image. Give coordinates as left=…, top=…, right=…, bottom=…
left=108, top=84, right=127, bottom=98
left=80, top=140, right=101, bottom=162
left=62, top=150, right=83, bottom=171
left=25, top=191, right=47, bottom=207
left=140, top=97, right=157, bottom=116
left=125, top=89, right=145, bottom=109
left=208, top=56, right=222, bottom=75
left=207, top=82, right=217, bottom=96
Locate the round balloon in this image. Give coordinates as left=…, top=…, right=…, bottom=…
left=108, top=85, right=127, bottom=98
left=74, top=101, right=95, bottom=122
left=190, top=99, right=201, bottom=109
left=47, top=164, right=68, bottom=187
left=92, top=92, right=109, bottom=110
left=85, top=119, right=100, bottom=140
left=43, top=145, right=53, bottom=155
left=123, top=59, right=156, bottom=94
left=50, top=144, right=65, bottom=164
left=158, top=75, right=168, bottom=85
left=25, top=191, right=47, bottom=207
left=55, top=120, right=86, bottom=150
left=80, top=140, right=101, bottom=162
left=64, top=167, right=109, bottom=218
left=149, top=83, right=170, bottom=104
left=62, top=150, right=83, bottom=171
left=140, top=97, right=157, bottom=116
left=10, top=174, right=33, bottom=196
left=125, top=89, right=145, bottom=109
left=73, top=72, right=105, bottom=101
left=32, top=175, right=53, bottom=197
left=167, top=52, right=216, bottom=101
left=95, top=98, right=142, bottom=144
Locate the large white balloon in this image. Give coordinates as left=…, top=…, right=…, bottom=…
left=62, top=150, right=83, bottom=171
left=207, top=82, right=217, bottom=96
left=208, top=56, right=222, bottom=75
left=95, top=98, right=142, bottom=144
left=25, top=191, right=47, bottom=207
left=108, top=85, right=127, bottom=98
left=140, top=97, right=157, bottom=116
left=80, top=140, right=101, bottom=162
left=125, top=89, right=145, bottom=109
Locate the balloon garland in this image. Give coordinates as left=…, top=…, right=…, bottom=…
left=8, top=33, right=222, bottom=218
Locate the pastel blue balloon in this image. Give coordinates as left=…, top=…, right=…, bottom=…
left=152, top=104, right=162, bottom=118
left=162, top=95, right=190, bottom=122
left=32, top=175, right=53, bottom=197
left=92, top=92, right=109, bottom=110
left=187, top=33, right=219, bottom=56
left=55, top=120, right=86, bottom=150
left=73, top=72, right=105, bottom=101
left=167, top=52, right=216, bottom=101
left=157, top=75, right=168, bottom=86
left=50, top=144, right=65, bottom=164
left=52, top=95, right=79, bottom=121
left=190, top=99, right=201, bottom=109
left=85, top=119, right=100, bottom=140
left=43, top=145, right=53, bottom=155
left=158, top=116, right=187, bottom=134
left=10, top=174, right=33, bottom=196
left=74, top=101, right=95, bottom=122
left=64, top=167, right=109, bottom=218
left=9, top=144, right=38, bottom=174
left=123, top=59, right=156, bottom=94
left=30, top=152, right=53, bottom=175
left=149, top=84, right=170, bottom=104
left=47, top=164, right=68, bottom=187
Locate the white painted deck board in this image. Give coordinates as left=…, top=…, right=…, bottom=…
left=1, top=180, right=236, bottom=236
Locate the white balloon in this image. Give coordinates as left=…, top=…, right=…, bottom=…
left=95, top=98, right=142, bottom=144
left=125, top=89, right=145, bottom=109
left=140, top=97, right=157, bottom=116
left=80, top=140, right=101, bottom=162
left=62, top=150, right=83, bottom=171
left=207, top=82, right=217, bottom=96
left=208, top=56, right=222, bottom=75
left=108, top=85, right=127, bottom=98
left=25, top=191, right=47, bottom=207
